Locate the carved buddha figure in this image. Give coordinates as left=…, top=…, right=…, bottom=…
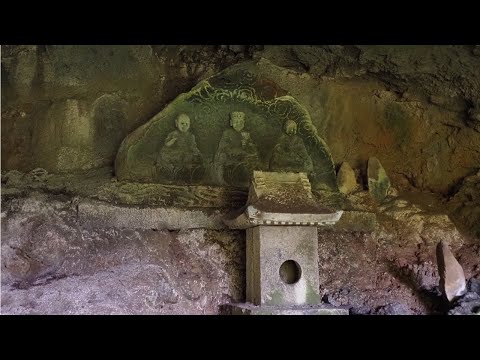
left=269, top=120, right=313, bottom=174
left=156, top=113, right=204, bottom=182
left=214, top=111, right=260, bottom=186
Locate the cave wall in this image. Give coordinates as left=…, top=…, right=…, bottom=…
left=2, top=45, right=480, bottom=315
left=2, top=45, right=480, bottom=193
left=1, top=45, right=243, bottom=172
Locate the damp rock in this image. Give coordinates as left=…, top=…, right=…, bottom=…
left=436, top=240, right=467, bottom=302
left=448, top=291, right=480, bottom=315
left=28, top=168, right=49, bottom=182
left=2, top=170, right=25, bottom=187
left=349, top=306, right=372, bottom=315
left=375, top=303, right=412, bottom=315
left=387, top=187, right=399, bottom=197
left=228, top=45, right=246, bottom=54
left=468, top=278, right=480, bottom=295
left=367, top=157, right=391, bottom=202
left=472, top=45, right=480, bottom=57
left=337, top=162, right=358, bottom=194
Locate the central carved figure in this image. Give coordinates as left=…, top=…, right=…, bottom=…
left=214, top=111, right=260, bottom=187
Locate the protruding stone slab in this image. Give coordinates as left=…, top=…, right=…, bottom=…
left=225, top=303, right=349, bottom=315
left=79, top=199, right=226, bottom=230
left=368, top=157, right=391, bottom=202
left=436, top=240, right=467, bottom=302
left=337, top=161, right=358, bottom=194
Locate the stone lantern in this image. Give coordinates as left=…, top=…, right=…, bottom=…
left=223, top=171, right=348, bottom=315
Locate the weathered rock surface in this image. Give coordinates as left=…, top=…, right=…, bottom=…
left=448, top=170, right=480, bottom=238
left=2, top=45, right=480, bottom=315
left=448, top=279, right=480, bottom=315
left=1, top=45, right=246, bottom=173
left=368, top=157, right=391, bottom=202
left=436, top=241, right=467, bottom=302
left=1, top=193, right=246, bottom=314
left=3, top=45, right=480, bottom=193
left=375, top=303, right=413, bottom=315
left=2, top=187, right=476, bottom=314
left=337, top=162, right=358, bottom=194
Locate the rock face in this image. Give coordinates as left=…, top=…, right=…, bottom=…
left=375, top=303, right=412, bottom=315
left=448, top=170, right=480, bottom=238
left=436, top=241, right=467, bottom=302
left=448, top=279, right=480, bottom=315
left=3, top=45, right=480, bottom=194
left=337, top=162, right=358, bottom=194
left=368, top=157, right=391, bottom=202
left=1, top=45, right=245, bottom=173
left=1, top=193, right=246, bottom=314
left=1, top=185, right=477, bottom=314
left=2, top=46, right=158, bottom=172
left=2, top=45, right=480, bottom=315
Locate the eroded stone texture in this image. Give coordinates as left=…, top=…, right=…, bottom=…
left=436, top=240, right=467, bottom=302
left=322, top=210, right=377, bottom=232
left=2, top=46, right=157, bottom=172
left=337, top=161, right=358, bottom=195
left=376, top=197, right=464, bottom=248
left=115, top=61, right=337, bottom=190
left=97, top=182, right=248, bottom=209
left=375, top=303, right=413, bottom=315
left=226, top=303, right=348, bottom=315
left=1, top=45, right=248, bottom=173
left=3, top=46, right=480, bottom=193
left=1, top=194, right=246, bottom=314
left=78, top=199, right=226, bottom=230
left=368, top=157, right=391, bottom=202
left=1, top=190, right=476, bottom=315
left=448, top=170, right=480, bottom=238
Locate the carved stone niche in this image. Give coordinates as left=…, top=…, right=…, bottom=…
left=223, top=171, right=348, bottom=315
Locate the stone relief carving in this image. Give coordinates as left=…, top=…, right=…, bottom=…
left=115, top=62, right=337, bottom=190
left=213, top=111, right=261, bottom=187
